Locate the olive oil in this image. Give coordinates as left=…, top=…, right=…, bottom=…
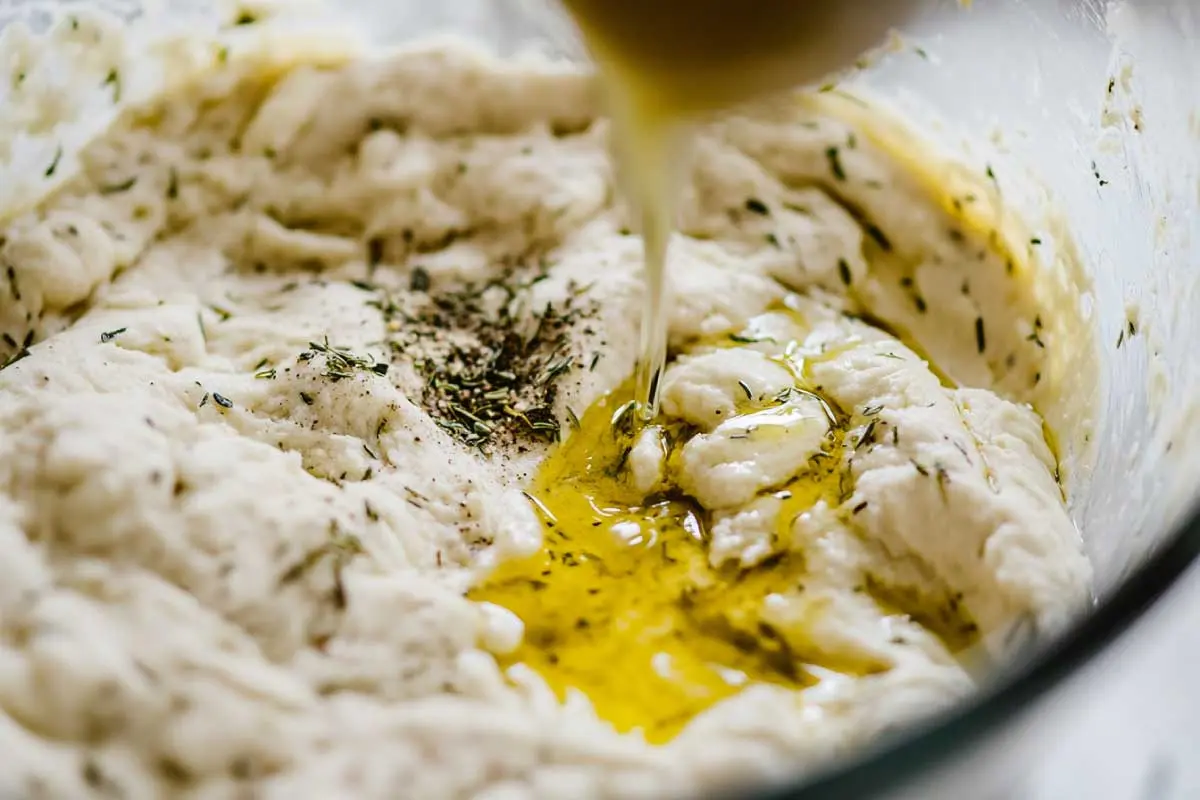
left=470, top=383, right=844, bottom=742
left=559, top=0, right=924, bottom=418
left=470, top=305, right=982, bottom=738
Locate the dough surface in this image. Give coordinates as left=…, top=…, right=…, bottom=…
left=0, top=41, right=1091, bottom=800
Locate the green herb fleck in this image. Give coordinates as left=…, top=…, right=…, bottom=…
left=864, top=223, right=892, bottom=252
left=856, top=419, right=878, bottom=450
left=103, top=68, right=122, bottom=102
left=826, top=146, right=847, bottom=181
left=303, top=337, right=389, bottom=382
left=838, top=258, right=853, bottom=286
left=0, top=342, right=31, bottom=371
left=744, top=197, right=770, bottom=216
left=99, top=176, right=137, bottom=194
left=729, top=332, right=774, bottom=344
left=100, top=327, right=126, bottom=343
left=410, top=266, right=431, bottom=292
left=44, top=145, right=63, bottom=178
left=367, top=237, right=385, bottom=268
left=212, top=392, right=233, bottom=409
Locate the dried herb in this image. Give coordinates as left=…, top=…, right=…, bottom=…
left=0, top=343, right=30, bottom=371
left=100, top=327, right=126, bottom=343
left=838, top=258, right=853, bottom=286
left=864, top=223, right=892, bottom=252
left=367, top=237, right=384, bottom=267
left=44, top=145, right=63, bottom=178
left=410, top=266, right=431, bottom=292
left=744, top=197, right=770, bottom=216
left=855, top=419, right=878, bottom=450
left=825, top=146, right=847, bottom=181
left=212, top=392, right=233, bottom=409
left=301, top=337, right=389, bottom=381
left=378, top=268, right=596, bottom=450
left=729, top=332, right=774, bottom=345
left=104, top=68, right=122, bottom=102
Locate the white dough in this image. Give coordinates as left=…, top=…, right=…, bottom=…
left=0, top=36, right=1093, bottom=800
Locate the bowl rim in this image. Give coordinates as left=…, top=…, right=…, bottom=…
left=744, top=509, right=1200, bottom=800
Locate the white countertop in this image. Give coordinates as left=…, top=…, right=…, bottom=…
left=1018, top=563, right=1200, bottom=800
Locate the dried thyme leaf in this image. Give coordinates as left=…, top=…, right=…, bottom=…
left=826, top=146, right=847, bottom=181
left=302, top=337, right=388, bottom=382
left=838, top=258, right=853, bottom=286
left=744, top=197, right=770, bottom=216
left=99, top=176, right=137, bottom=195
left=44, top=145, right=63, bottom=178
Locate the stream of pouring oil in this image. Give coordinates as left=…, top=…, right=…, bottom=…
left=557, top=0, right=924, bottom=419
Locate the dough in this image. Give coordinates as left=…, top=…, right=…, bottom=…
left=0, top=39, right=1091, bottom=800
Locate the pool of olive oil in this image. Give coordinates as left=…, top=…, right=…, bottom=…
left=471, top=382, right=847, bottom=742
